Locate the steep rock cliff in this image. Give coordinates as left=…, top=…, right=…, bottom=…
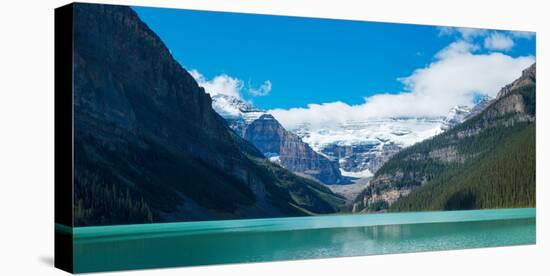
left=244, top=114, right=344, bottom=183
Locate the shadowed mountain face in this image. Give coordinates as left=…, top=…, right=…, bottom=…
left=244, top=114, right=344, bottom=184
left=353, top=64, right=536, bottom=213
left=72, top=4, right=344, bottom=226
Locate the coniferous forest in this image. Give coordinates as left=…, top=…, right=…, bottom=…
left=353, top=75, right=536, bottom=213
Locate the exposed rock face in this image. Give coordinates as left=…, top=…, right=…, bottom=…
left=211, top=94, right=265, bottom=136
left=497, top=63, right=536, bottom=98
left=244, top=114, right=344, bottom=184
left=442, top=94, right=494, bottom=131
left=482, top=94, right=530, bottom=121
left=72, top=3, right=343, bottom=226
left=441, top=105, right=471, bottom=131
left=321, top=142, right=401, bottom=174
left=211, top=94, right=344, bottom=184
left=464, top=94, right=493, bottom=121
left=352, top=64, right=536, bottom=213
left=427, top=146, right=465, bottom=163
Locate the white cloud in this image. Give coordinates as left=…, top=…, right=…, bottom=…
left=248, top=80, right=272, bottom=96
left=189, top=69, right=243, bottom=99
left=510, top=31, right=535, bottom=39
left=438, top=27, right=488, bottom=40
left=484, top=32, right=515, bottom=51
left=439, top=27, right=535, bottom=52
left=435, top=40, right=479, bottom=59
left=189, top=69, right=272, bottom=99
left=270, top=44, right=534, bottom=130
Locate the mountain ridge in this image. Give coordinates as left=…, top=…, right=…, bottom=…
left=352, top=63, right=536, bottom=213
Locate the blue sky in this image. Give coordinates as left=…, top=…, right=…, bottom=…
left=132, top=6, right=535, bottom=115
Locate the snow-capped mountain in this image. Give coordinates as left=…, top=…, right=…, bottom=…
left=212, top=93, right=491, bottom=181
left=464, top=94, right=493, bottom=121
left=441, top=95, right=494, bottom=131
left=289, top=116, right=447, bottom=176
left=211, top=94, right=264, bottom=121
left=211, top=94, right=344, bottom=184
left=441, top=105, right=472, bottom=131
left=285, top=96, right=493, bottom=176
left=211, top=94, right=266, bottom=136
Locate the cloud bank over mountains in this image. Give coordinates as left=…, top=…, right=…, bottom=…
left=269, top=29, right=534, bottom=130
left=189, top=27, right=534, bottom=131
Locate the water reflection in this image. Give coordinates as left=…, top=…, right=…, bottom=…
left=73, top=216, right=535, bottom=273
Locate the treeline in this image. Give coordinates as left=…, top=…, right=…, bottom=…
left=74, top=171, right=154, bottom=226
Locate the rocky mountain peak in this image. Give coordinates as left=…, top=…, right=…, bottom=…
left=463, top=94, right=494, bottom=121
left=522, top=63, right=536, bottom=81
left=474, top=94, right=492, bottom=105
left=211, top=94, right=265, bottom=122
left=441, top=105, right=472, bottom=130
left=212, top=94, right=263, bottom=113
left=497, top=63, right=536, bottom=99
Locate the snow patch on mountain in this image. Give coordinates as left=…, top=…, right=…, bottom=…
left=211, top=94, right=265, bottom=124
left=211, top=92, right=491, bottom=179
left=294, top=117, right=447, bottom=151
left=441, top=105, right=472, bottom=131
left=268, top=155, right=281, bottom=163
left=287, top=117, right=447, bottom=174
left=340, top=168, right=373, bottom=178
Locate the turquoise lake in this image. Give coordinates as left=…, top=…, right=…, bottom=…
left=67, top=208, right=536, bottom=273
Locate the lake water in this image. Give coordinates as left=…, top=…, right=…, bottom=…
left=67, top=208, right=536, bottom=273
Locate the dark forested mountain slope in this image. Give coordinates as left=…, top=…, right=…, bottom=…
left=390, top=123, right=535, bottom=211
left=73, top=4, right=344, bottom=226
left=352, top=63, right=536, bottom=213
